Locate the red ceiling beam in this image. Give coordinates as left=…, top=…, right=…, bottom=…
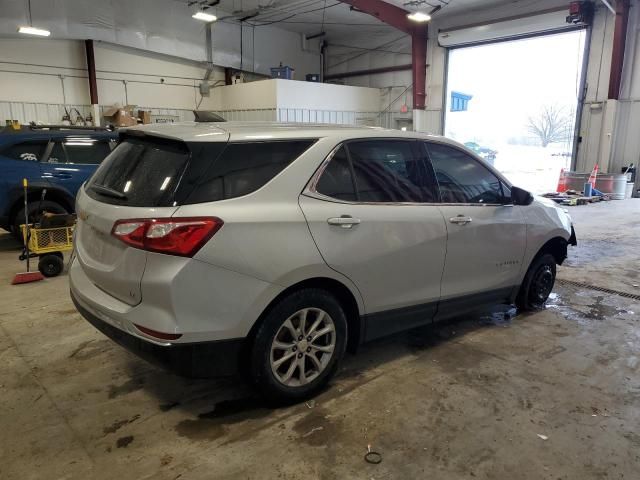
left=336, top=0, right=428, bottom=110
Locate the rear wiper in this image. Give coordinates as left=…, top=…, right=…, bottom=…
left=90, top=184, right=127, bottom=200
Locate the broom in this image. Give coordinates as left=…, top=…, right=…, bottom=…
left=12, top=178, right=45, bottom=285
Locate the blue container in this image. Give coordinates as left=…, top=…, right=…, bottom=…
left=271, top=65, right=295, bottom=79
left=583, top=182, right=592, bottom=197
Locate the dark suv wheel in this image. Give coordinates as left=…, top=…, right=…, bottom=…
left=13, top=200, right=68, bottom=241
left=516, top=253, right=557, bottom=310
left=250, top=288, right=347, bottom=404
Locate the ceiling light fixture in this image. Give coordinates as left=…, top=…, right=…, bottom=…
left=192, top=11, right=218, bottom=22
left=407, top=11, right=432, bottom=22
left=18, top=25, right=50, bottom=36
left=18, top=0, right=50, bottom=36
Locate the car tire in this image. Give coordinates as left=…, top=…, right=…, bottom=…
left=13, top=200, right=68, bottom=241
left=38, top=254, right=64, bottom=277
left=516, top=253, right=557, bottom=311
left=249, top=288, right=348, bottom=404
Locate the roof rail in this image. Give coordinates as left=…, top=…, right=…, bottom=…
left=28, top=122, right=115, bottom=131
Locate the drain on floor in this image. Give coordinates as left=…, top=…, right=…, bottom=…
left=556, top=279, right=640, bottom=301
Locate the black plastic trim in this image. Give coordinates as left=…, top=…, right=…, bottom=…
left=363, top=301, right=438, bottom=342
left=71, top=291, right=244, bottom=378
left=569, top=226, right=577, bottom=246
left=361, top=286, right=517, bottom=342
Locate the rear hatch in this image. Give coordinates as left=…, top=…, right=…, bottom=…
left=75, top=131, right=228, bottom=305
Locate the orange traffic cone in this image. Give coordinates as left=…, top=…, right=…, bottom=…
left=588, top=164, right=599, bottom=188
left=556, top=168, right=568, bottom=193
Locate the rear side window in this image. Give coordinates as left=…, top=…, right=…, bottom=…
left=1, top=140, right=48, bottom=162
left=48, top=139, right=113, bottom=164
left=315, top=147, right=356, bottom=201
left=185, top=140, right=315, bottom=204
left=426, top=142, right=505, bottom=204
left=87, top=137, right=191, bottom=207
left=315, top=140, right=437, bottom=203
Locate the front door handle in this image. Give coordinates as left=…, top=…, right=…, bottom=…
left=327, top=216, right=361, bottom=229
left=449, top=215, right=473, bottom=225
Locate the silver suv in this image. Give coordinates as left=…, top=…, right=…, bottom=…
left=70, top=122, right=576, bottom=402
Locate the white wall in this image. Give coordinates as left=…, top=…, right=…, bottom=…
left=0, top=37, right=226, bottom=113
left=0, top=0, right=321, bottom=79
left=275, top=80, right=380, bottom=111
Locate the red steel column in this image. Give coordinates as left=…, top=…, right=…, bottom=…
left=608, top=0, right=631, bottom=100
left=85, top=39, right=98, bottom=105
left=336, top=0, right=427, bottom=110
left=411, top=25, right=427, bottom=110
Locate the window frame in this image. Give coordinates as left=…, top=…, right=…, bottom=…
left=306, top=138, right=441, bottom=206
left=423, top=140, right=513, bottom=207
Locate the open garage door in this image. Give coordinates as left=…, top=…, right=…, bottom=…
left=442, top=13, right=588, bottom=194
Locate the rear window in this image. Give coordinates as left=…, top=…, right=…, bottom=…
left=85, top=136, right=315, bottom=207
left=86, top=137, right=193, bottom=207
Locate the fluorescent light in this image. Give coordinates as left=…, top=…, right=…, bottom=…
left=407, top=12, right=431, bottom=22
left=192, top=11, right=217, bottom=22
left=18, top=26, right=51, bottom=36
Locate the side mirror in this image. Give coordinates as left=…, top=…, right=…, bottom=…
left=511, top=186, right=534, bottom=206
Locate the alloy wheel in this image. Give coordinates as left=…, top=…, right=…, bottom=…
left=270, top=308, right=336, bottom=387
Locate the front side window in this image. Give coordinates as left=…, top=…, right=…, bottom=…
left=426, top=142, right=505, bottom=204
left=1, top=140, right=48, bottom=162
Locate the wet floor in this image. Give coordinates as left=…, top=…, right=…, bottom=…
left=1, top=200, right=640, bottom=480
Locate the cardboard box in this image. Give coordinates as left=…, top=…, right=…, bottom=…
left=138, top=110, right=151, bottom=124
left=103, top=104, right=138, bottom=127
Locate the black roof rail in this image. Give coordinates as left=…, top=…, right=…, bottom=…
left=28, top=122, right=115, bottom=131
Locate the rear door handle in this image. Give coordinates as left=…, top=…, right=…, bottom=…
left=327, top=216, right=361, bottom=229
left=53, top=173, right=73, bottom=179
left=449, top=215, right=473, bottom=225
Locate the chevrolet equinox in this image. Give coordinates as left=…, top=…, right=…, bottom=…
left=70, top=122, right=576, bottom=402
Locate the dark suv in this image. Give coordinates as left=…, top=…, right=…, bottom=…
left=0, top=125, right=117, bottom=235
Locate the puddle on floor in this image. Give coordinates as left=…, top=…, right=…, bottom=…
left=546, top=287, right=634, bottom=324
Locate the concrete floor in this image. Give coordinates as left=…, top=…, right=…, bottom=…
left=1, top=200, right=639, bottom=480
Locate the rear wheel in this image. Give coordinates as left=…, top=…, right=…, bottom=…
left=516, top=253, right=557, bottom=310
left=250, top=289, right=347, bottom=404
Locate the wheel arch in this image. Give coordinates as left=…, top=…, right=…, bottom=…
left=535, top=235, right=569, bottom=266
left=8, top=185, right=75, bottom=226
left=245, top=277, right=364, bottom=357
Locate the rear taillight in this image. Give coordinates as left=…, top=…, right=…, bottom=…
left=111, top=217, right=223, bottom=257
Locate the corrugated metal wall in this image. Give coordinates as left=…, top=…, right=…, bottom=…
left=1, top=101, right=383, bottom=127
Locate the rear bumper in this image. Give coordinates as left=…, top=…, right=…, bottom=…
left=71, top=290, right=244, bottom=377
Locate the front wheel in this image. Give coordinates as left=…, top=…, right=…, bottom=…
left=250, top=289, right=347, bottom=404
left=516, top=253, right=557, bottom=310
